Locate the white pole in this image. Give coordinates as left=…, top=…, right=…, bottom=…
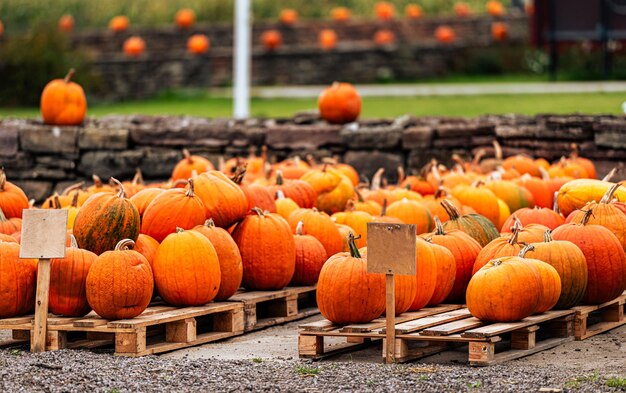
left=233, top=0, right=251, bottom=119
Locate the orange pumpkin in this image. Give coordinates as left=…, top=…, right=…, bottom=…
left=454, top=2, right=471, bottom=17
left=291, top=221, right=328, bottom=286
left=491, top=22, right=508, bottom=41
left=0, top=234, right=17, bottom=243
left=405, top=4, right=423, bottom=19
left=187, top=34, right=210, bottom=55
left=261, top=30, right=282, bottom=51
left=288, top=208, right=342, bottom=258
left=0, top=242, right=37, bottom=318
left=0, top=207, right=21, bottom=235
left=330, top=7, right=352, bottom=22
left=109, top=15, right=130, bottom=32
left=318, top=82, right=361, bottom=124
left=472, top=222, right=523, bottom=275
left=317, top=234, right=385, bottom=324
left=336, top=223, right=355, bottom=252
left=500, top=207, right=564, bottom=231
left=58, top=14, right=74, bottom=32
left=268, top=171, right=317, bottom=208
left=569, top=144, right=597, bottom=179
left=193, top=171, right=248, bottom=228
left=40, top=69, right=87, bottom=126
left=279, top=9, right=298, bottom=25
left=557, top=179, right=626, bottom=217
left=301, top=165, right=355, bottom=214
left=408, top=238, right=438, bottom=311
left=275, top=190, right=300, bottom=220
left=485, top=179, right=534, bottom=214
left=452, top=181, right=500, bottom=226
left=49, top=236, right=97, bottom=317
left=232, top=208, right=296, bottom=290
left=515, top=175, right=553, bottom=208
left=193, top=219, right=243, bottom=300
left=426, top=242, right=456, bottom=306
left=374, top=1, right=396, bottom=21
left=130, top=188, right=165, bottom=219
left=123, top=36, right=146, bottom=57
left=133, top=234, right=159, bottom=272
left=440, top=199, right=500, bottom=246
left=172, top=149, right=214, bottom=181
left=373, top=29, right=396, bottom=45
left=175, top=8, right=196, bottom=29
left=385, top=198, right=433, bottom=235
left=518, top=245, right=562, bottom=313
left=86, top=239, right=153, bottom=319
left=331, top=200, right=373, bottom=248
left=502, top=155, right=540, bottom=177
left=486, top=0, right=505, bottom=16
left=435, top=26, right=456, bottom=43
left=319, top=29, right=338, bottom=51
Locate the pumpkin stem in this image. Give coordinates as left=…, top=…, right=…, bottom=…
left=0, top=207, right=7, bottom=222
left=71, top=191, right=79, bottom=208
left=434, top=187, right=446, bottom=199
left=511, top=215, right=522, bottom=232
left=371, top=168, right=384, bottom=191
left=344, top=199, right=356, bottom=212
left=508, top=216, right=521, bottom=245
left=440, top=199, right=460, bottom=221
left=69, top=234, right=78, bottom=248
left=276, top=190, right=285, bottom=200
left=471, top=179, right=485, bottom=188
left=353, top=187, right=365, bottom=202
left=132, top=168, right=144, bottom=186
left=569, top=143, right=579, bottom=159
left=493, top=140, right=503, bottom=160
left=518, top=243, right=535, bottom=258
left=580, top=209, right=594, bottom=226
left=381, top=199, right=388, bottom=217
left=296, top=220, right=304, bottom=236
left=602, top=167, right=618, bottom=182
left=218, top=156, right=226, bottom=172
left=543, top=229, right=553, bottom=243
left=61, top=181, right=84, bottom=196
left=0, top=167, right=5, bottom=191
left=433, top=215, right=446, bottom=235
left=53, top=194, right=62, bottom=209
left=92, top=174, right=103, bottom=188
left=472, top=149, right=485, bottom=166
left=114, top=239, right=135, bottom=251
left=600, top=182, right=622, bottom=204
left=397, top=166, right=405, bottom=185
left=275, top=170, right=285, bottom=186
left=64, top=68, right=75, bottom=84
left=492, top=259, right=503, bottom=267
left=348, top=233, right=361, bottom=258
left=305, top=154, right=317, bottom=167
left=183, top=148, right=193, bottom=163
left=251, top=207, right=266, bottom=217
left=539, top=166, right=550, bottom=181
left=29, top=199, right=35, bottom=208
left=186, top=178, right=196, bottom=197
left=430, top=162, right=442, bottom=183
left=176, top=227, right=185, bottom=233
left=110, top=177, right=125, bottom=198
left=204, top=218, right=216, bottom=228
left=172, top=179, right=189, bottom=188
left=552, top=191, right=561, bottom=214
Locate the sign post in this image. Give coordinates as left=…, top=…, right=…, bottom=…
left=233, top=0, right=251, bottom=119
left=367, top=223, right=416, bottom=364
left=19, top=209, right=68, bottom=353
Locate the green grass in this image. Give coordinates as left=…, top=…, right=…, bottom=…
left=251, top=357, right=264, bottom=363
left=1, top=91, right=623, bottom=119
left=606, top=377, right=626, bottom=390
left=295, top=365, right=320, bottom=376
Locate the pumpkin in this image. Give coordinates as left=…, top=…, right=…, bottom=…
left=467, top=256, right=541, bottom=322
left=319, top=29, right=338, bottom=51
left=130, top=188, right=165, bottom=219
left=66, top=192, right=81, bottom=229
left=515, top=175, right=553, bottom=208
left=332, top=200, right=373, bottom=248
left=336, top=224, right=355, bottom=252
left=496, top=198, right=511, bottom=230
left=426, top=242, right=456, bottom=306
left=440, top=199, right=500, bottom=247
left=422, top=217, right=482, bottom=303
left=232, top=168, right=277, bottom=214
left=58, top=14, right=74, bottom=32
left=552, top=210, right=626, bottom=304
left=374, top=1, right=396, bottom=20
left=175, top=8, right=196, bottom=29
left=87, top=174, right=115, bottom=195
left=0, top=242, right=37, bottom=318
left=435, top=26, right=456, bottom=43
left=486, top=179, right=534, bottom=213
left=421, top=188, right=462, bottom=222
left=502, top=155, right=540, bottom=177
left=279, top=9, right=298, bottom=25
left=372, top=199, right=403, bottom=224
left=268, top=171, right=317, bottom=208
left=193, top=171, right=248, bottom=228
left=123, top=36, right=146, bottom=57
left=330, top=7, right=351, bottom=22
left=394, top=273, right=418, bottom=315
left=301, top=165, right=355, bottom=214
left=354, top=191, right=383, bottom=216
left=232, top=208, right=296, bottom=290
left=317, top=82, right=361, bottom=124
left=133, top=234, right=159, bottom=272
left=557, top=179, right=626, bottom=216
left=109, top=15, right=130, bottom=32
left=385, top=198, right=433, bottom=235
left=472, top=222, right=523, bottom=275
left=518, top=245, right=562, bottom=313
left=486, top=0, right=505, bottom=16
left=0, top=20, right=4, bottom=38
left=454, top=2, right=471, bottom=17
left=401, top=174, right=435, bottom=196
left=290, top=221, right=328, bottom=286
left=568, top=183, right=626, bottom=250
left=500, top=206, right=564, bottom=231
left=261, top=30, right=282, bottom=51
left=569, top=144, right=597, bottom=179
left=73, top=178, right=140, bottom=255
left=0, top=234, right=17, bottom=243
left=49, top=235, right=97, bottom=317
left=153, top=229, right=220, bottom=306
left=0, top=207, right=21, bottom=235
left=275, top=190, right=300, bottom=220
left=491, top=22, right=508, bottom=41
left=316, top=234, right=385, bottom=324
left=405, top=4, right=423, bottom=19
left=141, top=179, right=206, bottom=242
left=171, top=149, right=214, bottom=181
left=40, top=68, right=87, bottom=126
left=524, top=230, right=588, bottom=309
left=373, top=29, right=396, bottom=46
left=407, top=238, right=438, bottom=311
left=515, top=223, right=551, bottom=243
left=187, top=34, right=210, bottom=55
left=288, top=208, right=342, bottom=258
left=452, top=181, right=500, bottom=226
left=86, top=239, right=153, bottom=319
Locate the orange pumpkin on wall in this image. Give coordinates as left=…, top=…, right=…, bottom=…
left=330, top=7, right=352, bottom=22
left=486, top=1, right=505, bottom=16
left=405, top=4, right=423, bottom=19
left=40, top=69, right=87, bottom=126
left=454, top=2, right=471, bottom=17
left=261, top=29, right=282, bottom=51
left=123, top=36, right=146, bottom=57
left=374, top=2, right=396, bottom=21
left=491, top=22, right=508, bottom=41
left=373, top=29, right=396, bottom=46
left=435, top=26, right=456, bottom=44
left=319, top=29, right=338, bottom=51
left=318, top=82, right=361, bottom=124
left=187, top=34, right=210, bottom=55
left=58, top=14, right=75, bottom=32
left=0, top=21, right=4, bottom=38
left=279, top=9, right=298, bottom=25
left=0, top=242, right=37, bottom=318
left=109, top=16, right=130, bottom=32
left=175, top=8, right=196, bottom=29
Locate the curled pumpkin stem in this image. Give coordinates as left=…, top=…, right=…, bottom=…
left=433, top=215, right=446, bottom=236
left=110, top=177, right=125, bottom=198
left=114, top=239, right=135, bottom=251
left=186, top=178, right=196, bottom=197
left=64, top=68, right=76, bottom=84
left=518, top=243, right=535, bottom=258
left=347, top=233, right=361, bottom=258
left=296, top=220, right=304, bottom=236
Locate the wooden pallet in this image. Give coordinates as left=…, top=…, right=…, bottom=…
left=230, top=285, right=318, bottom=332
left=572, top=292, right=626, bottom=340
left=0, top=302, right=244, bottom=357
left=299, top=306, right=576, bottom=366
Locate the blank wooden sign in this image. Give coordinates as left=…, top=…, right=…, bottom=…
left=366, top=223, right=416, bottom=275
left=19, top=209, right=68, bottom=259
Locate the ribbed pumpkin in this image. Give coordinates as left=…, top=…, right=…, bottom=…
left=130, top=188, right=165, bottom=219
left=472, top=222, right=523, bottom=275
left=193, top=171, right=248, bottom=228
left=421, top=188, right=462, bottom=223
left=275, top=190, right=300, bottom=220
left=268, top=171, right=317, bottom=209
left=316, top=234, right=385, bottom=324
left=0, top=233, right=17, bottom=243
left=73, top=179, right=140, bottom=255
left=193, top=219, right=243, bottom=300
left=290, top=221, right=328, bottom=286
left=86, top=239, right=153, bottom=319
left=49, top=236, right=97, bottom=317
left=515, top=175, right=552, bottom=208
left=232, top=208, right=296, bottom=290
left=440, top=199, right=499, bottom=247
left=331, top=200, right=373, bottom=248
left=288, top=208, right=342, bottom=258
left=452, top=181, right=500, bottom=226
left=552, top=210, right=626, bottom=304
left=133, top=234, right=159, bottom=271
left=0, top=242, right=37, bottom=318
left=0, top=207, right=22, bottom=235
left=426, top=242, right=456, bottom=306
left=141, top=179, right=206, bottom=242
left=502, top=155, right=541, bottom=177
left=467, top=256, right=542, bottom=322
left=524, top=230, right=588, bottom=309
left=232, top=168, right=277, bottom=214
left=372, top=199, right=403, bottom=224
left=516, top=223, right=551, bottom=243
left=301, top=166, right=355, bottom=214
left=0, top=169, right=29, bottom=219
left=568, top=183, right=626, bottom=250
left=518, top=245, right=562, bottom=313
left=501, top=207, right=564, bottom=231
left=153, top=229, right=221, bottom=306
left=486, top=180, right=534, bottom=213
left=496, top=198, right=511, bottom=230
left=422, top=217, right=482, bottom=303
left=385, top=198, right=433, bottom=235
left=557, top=179, right=626, bottom=217
left=336, top=224, right=355, bottom=252
left=407, top=238, right=438, bottom=311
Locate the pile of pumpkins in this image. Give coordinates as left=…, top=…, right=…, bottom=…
left=0, top=141, right=625, bottom=325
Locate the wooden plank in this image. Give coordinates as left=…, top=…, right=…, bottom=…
left=299, top=319, right=337, bottom=332
left=471, top=337, right=574, bottom=366
left=386, top=340, right=449, bottom=363
left=165, top=318, right=196, bottom=343
left=299, top=334, right=323, bottom=357
left=421, top=317, right=484, bottom=336
left=118, top=331, right=240, bottom=357
left=107, top=302, right=240, bottom=329
left=576, top=318, right=626, bottom=340
left=230, top=289, right=292, bottom=304
left=299, top=337, right=379, bottom=360
left=461, top=310, right=574, bottom=338
left=115, top=328, right=146, bottom=354
left=384, top=273, right=396, bottom=363
left=391, top=309, right=473, bottom=334
left=0, top=316, right=34, bottom=326
left=571, top=292, right=626, bottom=316
left=245, top=308, right=319, bottom=332
left=340, top=305, right=463, bottom=333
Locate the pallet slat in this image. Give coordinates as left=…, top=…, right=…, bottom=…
left=573, top=292, right=626, bottom=340
left=461, top=310, right=574, bottom=338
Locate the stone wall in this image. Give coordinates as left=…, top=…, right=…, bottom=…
left=72, top=15, right=529, bottom=99
left=1, top=113, right=624, bottom=202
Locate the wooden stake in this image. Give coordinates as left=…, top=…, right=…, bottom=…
left=385, top=273, right=396, bottom=364
left=31, top=259, right=51, bottom=352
